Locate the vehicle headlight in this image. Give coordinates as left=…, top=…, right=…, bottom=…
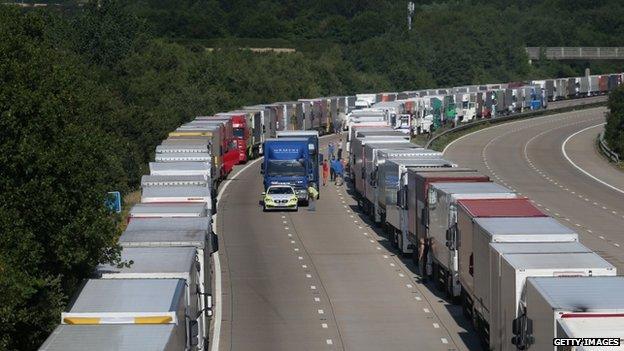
left=288, top=197, right=298, bottom=204
left=265, top=197, right=275, bottom=204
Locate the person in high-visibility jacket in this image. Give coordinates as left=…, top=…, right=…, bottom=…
left=307, top=183, right=319, bottom=211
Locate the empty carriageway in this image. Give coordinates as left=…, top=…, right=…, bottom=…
left=213, top=135, right=481, bottom=351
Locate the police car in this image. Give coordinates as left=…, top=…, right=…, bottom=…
left=262, top=185, right=298, bottom=212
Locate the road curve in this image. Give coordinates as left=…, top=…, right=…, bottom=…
left=215, top=136, right=481, bottom=351
left=444, top=107, right=624, bottom=271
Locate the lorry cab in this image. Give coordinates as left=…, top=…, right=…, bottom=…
left=276, top=131, right=320, bottom=192
left=262, top=138, right=314, bottom=203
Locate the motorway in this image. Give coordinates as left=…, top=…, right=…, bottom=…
left=444, top=106, right=624, bottom=272
left=214, top=136, right=481, bottom=351
left=212, top=101, right=622, bottom=351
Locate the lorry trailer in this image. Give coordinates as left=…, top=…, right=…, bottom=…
left=427, top=182, right=517, bottom=298
left=141, top=175, right=208, bottom=188
left=405, top=169, right=489, bottom=266
left=362, top=142, right=426, bottom=218
left=59, top=279, right=195, bottom=349
left=496, top=252, right=616, bottom=351
left=39, top=324, right=182, bottom=351
left=129, top=203, right=207, bottom=220
left=520, top=276, right=624, bottom=351
left=455, top=198, right=547, bottom=322
left=96, top=247, right=208, bottom=349
left=379, top=158, right=456, bottom=253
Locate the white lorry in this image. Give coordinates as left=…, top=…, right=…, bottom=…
left=426, top=182, right=517, bottom=298
left=497, top=252, right=616, bottom=351
left=362, top=143, right=426, bottom=220
left=519, top=276, right=624, bottom=351
left=41, top=279, right=195, bottom=351
left=378, top=158, right=456, bottom=253
left=119, top=216, right=216, bottom=343
left=96, top=246, right=208, bottom=349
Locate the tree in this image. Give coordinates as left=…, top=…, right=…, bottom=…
left=605, top=85, right=624, bottom=157
left=0, top=7, right=125, bottom=349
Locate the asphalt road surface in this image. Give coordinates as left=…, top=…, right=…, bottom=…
left=214, top=135, right=482, bottom=351
left=445, top=106, right=624, bottom=272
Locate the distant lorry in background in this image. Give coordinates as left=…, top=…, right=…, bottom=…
left=354, top=93, right=376, bottom=110
left=262, top=138, right=314, bottom=204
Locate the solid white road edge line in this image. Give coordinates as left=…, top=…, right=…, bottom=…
left=211, top=157, right=263, bottom=351
left=561, top=122, right=624, bottom=195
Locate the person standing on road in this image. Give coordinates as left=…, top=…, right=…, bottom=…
left=328, top=142, right=335, bottom=159
left=334, top=158, right=344, bottom=186
left=337, top=139, right=343, bottom=160
left=322, top=159, right=330, bottom=186
left=307, top=183, right=319, bottom=211
left=330, top=157, right=336, bottom=181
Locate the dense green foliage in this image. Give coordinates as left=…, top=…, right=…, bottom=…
left=3, top=1, right=624, bottom=350
left=124, top=0, right=624, bottom=87
left=605, top=85, right=624, bottom=158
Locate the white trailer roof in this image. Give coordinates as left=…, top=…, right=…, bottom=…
left=365, top=142, right=415, bottom=150
left=155, top=153, right=211, bottom=162
left=379, top=148, right=440, bottom=157
left=387, top=158, right=454, bottom=167
left=504, top=252, right=613, bottom=270
left=130, top=203, right=206, bottom=218
left=528, top=276, right=624, bottom=310
left=149, top=162, right=210, bottom=176
left=160, top=138, right=210, bottom=146
left=119, top=229, right=206, bottom=248
left=126, top=217, right=209, bottom=232
left=489, top=242, right=590, bottom=254
left=39, top=324, right=175, bottom=351
left=97, top=247, right=196, bottom=278
left=431, top=182, right=512, bottom=194
left=141, top=186, right=210, bottom=202
left=68, top=279, right=184, bottom=313
left=476, top=217, right=576, bottom=237
left=276, top=130, right=319, bottom=137
left=141, top=175, right=207, bottom=187
left=156, top=143, right=208, bottom=153
left=558, top=317, right=624, bottom=345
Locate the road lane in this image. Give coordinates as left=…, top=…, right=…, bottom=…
left=444, top=107, right=624, bottom=272
left=216, top=135, right=481, bottom=351
left=563, top=123, right=624, bottom=194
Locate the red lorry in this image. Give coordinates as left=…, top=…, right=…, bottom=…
left=215, top=112, right=255, bottom=163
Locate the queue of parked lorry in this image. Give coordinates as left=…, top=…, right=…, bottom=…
left=39, top=72, right=624, bottom=350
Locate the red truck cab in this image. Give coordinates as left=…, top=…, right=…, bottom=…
left=217, top=112, right=250, bottom=163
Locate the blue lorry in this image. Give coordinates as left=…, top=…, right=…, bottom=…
left=275, top=131, right=321, bottom=193
left=262, top=138, right=316, bottom=203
